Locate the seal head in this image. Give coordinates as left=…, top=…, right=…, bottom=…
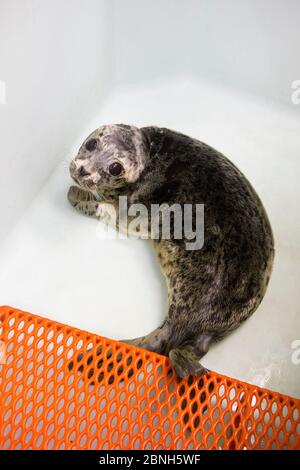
left=69, top=124, right=147, bottom=191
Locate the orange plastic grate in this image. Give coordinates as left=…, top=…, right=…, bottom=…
left=0, top=306, right=299, bottom=450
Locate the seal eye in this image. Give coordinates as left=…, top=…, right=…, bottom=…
left=85, top=138, right=97, bottom=151
left=109, top=162, right=123, bottom=176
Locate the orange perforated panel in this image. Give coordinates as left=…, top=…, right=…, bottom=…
left=0, top=306, right=299, bottom=450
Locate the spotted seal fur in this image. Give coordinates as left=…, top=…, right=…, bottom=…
left=68, top=124, right=274, bottom=378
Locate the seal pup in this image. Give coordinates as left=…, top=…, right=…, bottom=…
left=68, top=124, right=274, bottom=378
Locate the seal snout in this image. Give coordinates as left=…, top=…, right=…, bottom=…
left=69, top=159, right=91, bottom=185
left=78, top=166, right=90, bottom=177
left=69, top=160, right=77, bottom=177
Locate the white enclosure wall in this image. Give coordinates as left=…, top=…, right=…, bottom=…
left=0, top=0, right=300, bottom=397
left=113, top=0, right=300, bottom=109
left=0, top=0, right=114, bottom=242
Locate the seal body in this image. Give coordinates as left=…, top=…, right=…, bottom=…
left=68, top=124, right=274, bottom=378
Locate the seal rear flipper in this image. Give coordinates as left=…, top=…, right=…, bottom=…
left=168, top=333, right=215, bottom=378
left=119, top=320, right=172, bottom=355
left=169, top=347, right=209, bottom=378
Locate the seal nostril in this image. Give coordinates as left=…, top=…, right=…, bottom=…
left=79, top=166, right=90, bottom=177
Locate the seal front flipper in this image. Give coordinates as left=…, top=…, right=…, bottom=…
left=67, top=185, right=100, bottom=218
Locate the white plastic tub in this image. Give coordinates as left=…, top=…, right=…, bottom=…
left=0, top=0, right=300, bottom=398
